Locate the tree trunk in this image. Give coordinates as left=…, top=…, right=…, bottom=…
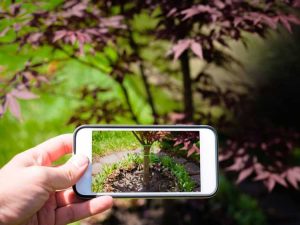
left=180, top=50, right=194, bottom=122
left=143, top=145, right=151, bottom=190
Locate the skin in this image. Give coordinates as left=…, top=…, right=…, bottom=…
left=0, top=134, right=113, bottom=225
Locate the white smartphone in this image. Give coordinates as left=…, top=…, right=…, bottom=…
left=73, top=125, right=218, bottom=198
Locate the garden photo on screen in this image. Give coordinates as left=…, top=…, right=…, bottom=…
left=92, top=130, right=200, bottom=192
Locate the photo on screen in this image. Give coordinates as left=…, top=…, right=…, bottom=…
left=92, top=130, right=200, bottom=192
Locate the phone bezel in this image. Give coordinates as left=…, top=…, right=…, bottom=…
left=73, top=125, right=218, bottom=199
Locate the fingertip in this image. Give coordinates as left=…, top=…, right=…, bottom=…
left=90, top=196, right=113, bottom=213
left=98, top=195, right=114, bottom=207
left=57, top=133, right=73, bottom=147
left=71, top=154, right=89, bottom=168
left=101, top=195, right=114, bottom=207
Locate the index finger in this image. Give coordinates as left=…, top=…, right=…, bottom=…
left=3, top=134, right=73, bottom=169
left=31, top=133, right=73, bottom=166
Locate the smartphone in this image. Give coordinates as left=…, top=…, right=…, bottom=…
left=73, top=125, right=218, bottom=198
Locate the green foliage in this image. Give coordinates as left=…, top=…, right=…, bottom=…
left=0, top=59, right=111, bottom=166
left=92, top=131, right=141, bottom=157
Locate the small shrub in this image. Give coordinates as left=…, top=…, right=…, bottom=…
left=92, top=153, right=196, bottom=192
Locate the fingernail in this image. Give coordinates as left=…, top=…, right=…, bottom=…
left=72, top=155, right=89, bottom=168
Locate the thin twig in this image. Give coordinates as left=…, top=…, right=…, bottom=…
left=132, top=131, right=144, bottom=145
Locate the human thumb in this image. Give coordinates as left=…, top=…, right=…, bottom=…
left=45, top=155, right=89, bottom=190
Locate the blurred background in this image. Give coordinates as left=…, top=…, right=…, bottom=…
left=0, top=1, right=300, bottom=225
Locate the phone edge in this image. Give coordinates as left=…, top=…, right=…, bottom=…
left=72, top=124, right=219, bottom=199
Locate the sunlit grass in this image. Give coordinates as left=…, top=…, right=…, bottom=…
left=92, top=153, right=143, bottom=192
left=92, top=131, right=141, bottom=157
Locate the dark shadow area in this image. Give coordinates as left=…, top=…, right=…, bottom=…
left=251, top=27, right=300, bottom=130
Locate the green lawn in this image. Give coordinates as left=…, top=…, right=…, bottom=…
left=92, top=131, right=141, bottom=157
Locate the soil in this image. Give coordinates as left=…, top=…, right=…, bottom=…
left=102, top=163, right=180, bottom=192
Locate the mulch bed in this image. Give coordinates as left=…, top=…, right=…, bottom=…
left=102, top=163, right=180, bottom=192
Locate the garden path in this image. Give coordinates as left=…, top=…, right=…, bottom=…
left=158, top=152, right=201, bottom=191
left=92, top=148, right=142, bottom=175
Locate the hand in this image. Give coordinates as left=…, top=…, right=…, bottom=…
left=0, top=134, right=113, bottom=225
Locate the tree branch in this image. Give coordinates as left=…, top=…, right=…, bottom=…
left=132, top=131, right=144, bottom=145
left=122, top=5, right=158, bottom=124
left=55, top=46, right=107, bottom=73
left=119, top=81, right=139, bottom=123
left=55, top=45, right=139, bottom=123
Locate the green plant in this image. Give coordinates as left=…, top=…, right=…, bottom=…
left=216, top=175, right=267, bottom=225
left=132, top=131, right=199, bottom=190
left=92, top=153, right=143, bottom=192
left=150, top=154, right=196, bottom=192
left=92, top=153, right=195, bottom=192
left=160, top=139, right=200, bottom=163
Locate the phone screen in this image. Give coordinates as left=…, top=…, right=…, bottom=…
left=91, top=130, right=200, bottom=193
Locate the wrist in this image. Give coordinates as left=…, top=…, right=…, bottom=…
left=0, top=197, right=16, bottom=225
